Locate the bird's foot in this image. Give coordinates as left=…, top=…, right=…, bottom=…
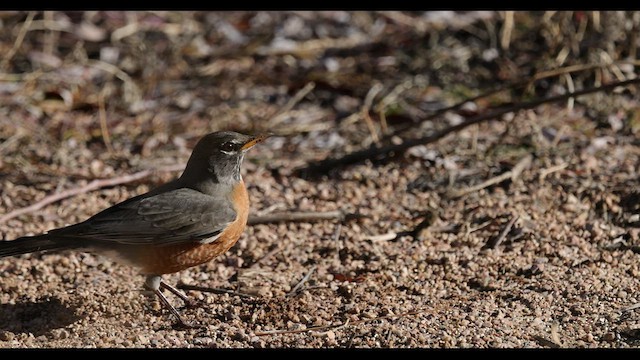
left=177, top=283, right=254, bottom=298
left=145, top=275, right=202, bottom=329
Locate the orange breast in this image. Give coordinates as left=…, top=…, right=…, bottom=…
left=137, top=180, right=249, bottom=275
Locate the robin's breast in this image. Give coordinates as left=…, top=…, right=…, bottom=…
left=138, top=180, right=249, bottom=275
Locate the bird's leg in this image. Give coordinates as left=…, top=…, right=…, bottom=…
left=144, top=275, right=194, bottom=329
left=160, top=280, right=199, bottom=308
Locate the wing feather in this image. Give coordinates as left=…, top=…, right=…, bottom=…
left=50, top=188, right=236, bottom=247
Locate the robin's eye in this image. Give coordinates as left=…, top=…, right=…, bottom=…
left=220, top=142, right=236, bottom=153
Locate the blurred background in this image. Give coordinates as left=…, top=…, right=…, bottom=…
left=0, top=11, right=638, bottom=166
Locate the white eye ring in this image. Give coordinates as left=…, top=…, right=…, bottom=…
left=220, top=142, right=237, bottom=155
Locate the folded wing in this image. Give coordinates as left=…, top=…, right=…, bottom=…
left=49, top=188, right=237, bottom=247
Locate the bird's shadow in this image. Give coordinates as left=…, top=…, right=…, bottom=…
left=0, top=297, right=83, bottom=336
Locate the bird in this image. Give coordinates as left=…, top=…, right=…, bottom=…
left=0, top=131, right=269, bottom=328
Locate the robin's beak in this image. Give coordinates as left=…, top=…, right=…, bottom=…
left=241, top=134, right=271, bottom=151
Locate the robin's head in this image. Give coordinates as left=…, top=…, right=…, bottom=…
left=181, top=131, right=269, bottom=184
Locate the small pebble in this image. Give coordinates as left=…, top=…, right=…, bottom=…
left=582, top=333, right=595, bottom=343
left=603, top=332, right=617, bottom=342
left=232, top=329, right=249, bottom=341
left=124, top=320, right=136, bottom=327
left=51, top=329, right=70, bottom=340
left=0, top=331, right=15, bottom=342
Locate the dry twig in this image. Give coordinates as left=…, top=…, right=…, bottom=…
left=287, top=266, right=317, bottom=297
left=333, top=223, right=342, bottom=269
left=1, top=12, right=36, bottom=71
left=248, top=210, right=364, bottom=225
left=98, top=91, right=114, bottom=154
left=299, top=78, right=640, bottom=177
left=538, top=162, right=569, bottom=183
left=367, top=232, right=400, bottom=242
left=484, top=214, right=519, bottom=249
left=448, top=155, right=532, bottom=198
left=43, top=11, right=57, bottom=57
left=385, top=62, right=640, bottom=142
left=0, top=165, right=184, bottom=224
left=86, top=59, right=141, bottom=104
left=270, top=81, right=316, bottom=127
left=375, top=76, right=427, bottom=134
left=466, top=220, right=493, bottom=235
left=622, top=303, right=640, bottom=312
left=177, top=284, right=256, bottom=298
left=256, top=34, right=369, bottom=57
left=367, top=213, right=434, bottom=242
left=379, top=11, right=428, bottom=34
left=563, top=73, right=575, bottom=111
left=500, top=11, right=514, bottom=50
left=362, top=83, right=384, bottom=143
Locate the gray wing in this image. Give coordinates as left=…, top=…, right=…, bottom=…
left=50, top=188, right=237, bottom=247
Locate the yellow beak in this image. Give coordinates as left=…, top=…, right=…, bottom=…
left=241, top=134, right=271, bottom=151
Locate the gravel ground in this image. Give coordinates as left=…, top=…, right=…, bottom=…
left=0, top=11, right=639, bottom=348
left=1, top=112, right=639, bottom=348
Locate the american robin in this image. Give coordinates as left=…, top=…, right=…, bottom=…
left=0, top=131, right=269, bottom=328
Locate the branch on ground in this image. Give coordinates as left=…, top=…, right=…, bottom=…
left=297, top=77, right=640, bottom=178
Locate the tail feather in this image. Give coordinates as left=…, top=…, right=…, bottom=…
left=0, top=235, right=72, bottom=258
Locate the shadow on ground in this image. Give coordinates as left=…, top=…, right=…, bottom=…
left=0, top=297, right=82, bottom=335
